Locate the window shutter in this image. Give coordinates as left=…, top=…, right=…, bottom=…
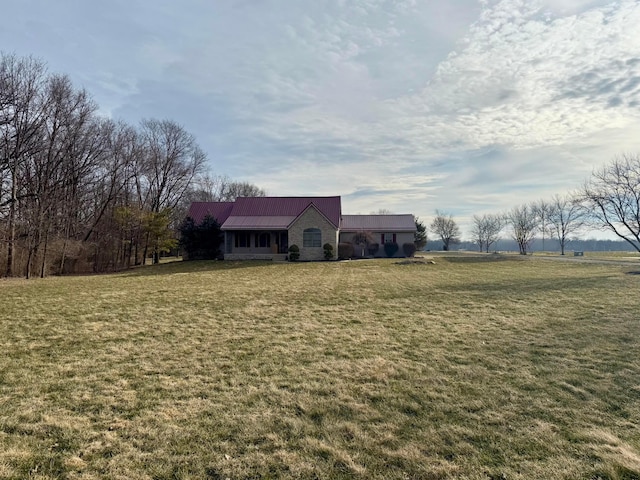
left=393, top=234, right=397, bottom=243
left=381, top=234, right=384, bottom=244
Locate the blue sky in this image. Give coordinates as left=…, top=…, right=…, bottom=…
left=3, top=0, right=640, bottom=238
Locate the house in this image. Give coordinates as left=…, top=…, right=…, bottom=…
left=186, top=196, right=416, bottom=260
left=340, top=214, right=417, bottom=258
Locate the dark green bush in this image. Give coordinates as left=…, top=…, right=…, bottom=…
left=179, top=215, right=223, bottom=260
left=338, top=242, right=354, bottom=260
left=288, top=244, right=300, bottom=261
left=402, top=243, right=417, bottom=257
left=323, top=243, right=334, bottom=260
left=367, top=242, right=379, bottom=256
left=384, top=242, right=399, bottom=257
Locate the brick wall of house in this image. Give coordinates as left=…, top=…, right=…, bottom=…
left=288, top=206, right=338, bottom=261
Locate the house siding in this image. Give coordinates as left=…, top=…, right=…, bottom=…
left=289, top=207, right=338, bottom=261
left=339, top=231, right=415, bottom=258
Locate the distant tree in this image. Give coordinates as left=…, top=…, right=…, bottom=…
left=221, top=180, right=266, bottom=200
left=430, top=211, right=460, bottom=251
left=507, top=204, right=537, bottom=255
left=548, top=193, right=585, bottom=255
left=471, top=213, right=504, bottom=252
left=193, top=174, right=265, bottom=202
left=581, top=154, right=640, bottom=252
left=531, top=199, right=552, bottom=251
left=414, top=217, right=427, bottom=250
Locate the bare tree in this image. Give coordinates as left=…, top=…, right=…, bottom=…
left=531, top=199, right=552, bottom=251
left=188, top=173, right=222, bottom=202
left=218, top=179, right=266, bottom=201
left=430, top=211, right=460, bottom=251
left=0, top=53, right=211, bottom=276
left=140, top=119, right=206, bottom=213
left=581, top=154, right=640, bottom=252
left=183, top=172, right=266, bottom=213
left=471, top=213, right=504, bottom=253
left=139, top=119, right=206, bottom=263
left=507, top=204, right=538, bottom=255
left=0, top=54, right=49, bottom=276
left=32, top=74, right=101, bottom=277
left=548, top=193, right=585, bottom=255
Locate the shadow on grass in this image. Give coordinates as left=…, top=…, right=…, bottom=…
left=119, top=259, right=283, bottom=277
left=439, top=254, right=526, bottom=263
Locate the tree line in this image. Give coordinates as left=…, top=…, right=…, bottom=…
left=0, top=53, right=263, bottom=277
left=429, top=154, right=640, bottom=254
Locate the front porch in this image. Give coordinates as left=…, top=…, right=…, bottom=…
left=224, top=230, right=289, bottom=256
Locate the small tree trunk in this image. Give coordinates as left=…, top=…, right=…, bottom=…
left=142, top=231, right=150, bottom=265
left=40, top=227, right=50, bottom=278
left=5, top=171, right=17, bottom=277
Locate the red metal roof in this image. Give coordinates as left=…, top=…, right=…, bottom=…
left=341, top=214, right=416, bottom=232
left=227, top=196, right=341, bottom=228
left=187, top=202, right=234, bottom=225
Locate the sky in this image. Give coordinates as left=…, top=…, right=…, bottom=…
left=3, top=0, right=640, bottom=239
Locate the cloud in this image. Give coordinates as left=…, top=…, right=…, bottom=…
left=3, top=0, right=640, bottom=239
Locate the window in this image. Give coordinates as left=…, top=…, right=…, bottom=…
left=381, top=233, right=396, bottom=244
left=257, top=232, right=270, bottom=248
left=303, top=228, right=321, bottom=247
left=234, top=232, right=251, bottom=248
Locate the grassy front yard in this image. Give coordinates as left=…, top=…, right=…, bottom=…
left=1, top=256, right=639, bottom=479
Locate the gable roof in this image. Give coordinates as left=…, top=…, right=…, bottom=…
left=341, top=214, right=416, bottom=232
left=221, top=196, right=341, bottom=230
left=187, top=202, right=234, bottom=225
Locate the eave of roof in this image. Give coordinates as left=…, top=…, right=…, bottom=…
left=220, top=216, right=295, bottom=230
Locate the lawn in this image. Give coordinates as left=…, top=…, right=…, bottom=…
left=0, top=256, right=639, bottom=479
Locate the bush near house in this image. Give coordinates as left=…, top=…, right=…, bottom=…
left=338, top=242, right=354, bottom=260
left=323, top=243, right=334, bottom=260
left=402, top=243, right=417, bottom=257
left=384, top=242, right=399, bottom=257
left=367, top=242, right=379, bottom=256
left=288, top=244, right=300, bottom=261
left=179, top=215, right=223, bottom=260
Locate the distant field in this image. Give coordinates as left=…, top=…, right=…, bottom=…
left=1, top=256, right=639, bottom=479
left=528, top=250, right=640, bottom=258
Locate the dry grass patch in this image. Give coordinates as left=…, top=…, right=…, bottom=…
left=1, top=257, right=639, bottom=479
